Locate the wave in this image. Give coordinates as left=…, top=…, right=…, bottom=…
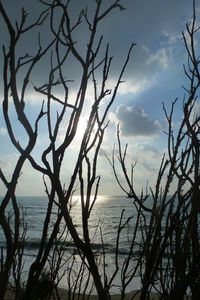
left=0, top=238, right=137, bottom=257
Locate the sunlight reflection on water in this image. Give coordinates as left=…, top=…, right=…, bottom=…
left=0, top=195, right=147, bottom=293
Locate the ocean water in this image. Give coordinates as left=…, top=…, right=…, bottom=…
left=0, top=195, right=147, bottom=293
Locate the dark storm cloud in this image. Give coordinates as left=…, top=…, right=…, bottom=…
left=96, top=0, right=191, bottom=79
left=110, top=105, right=161, bottom=137
left=0, top=0, right=191, bottom=85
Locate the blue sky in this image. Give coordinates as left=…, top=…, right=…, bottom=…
left=0, top=0, right=194, bottom=196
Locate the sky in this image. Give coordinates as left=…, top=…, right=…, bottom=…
left=0, top=0, right=195, bottom=196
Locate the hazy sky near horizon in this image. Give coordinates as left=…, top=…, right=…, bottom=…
left=0, top=0, right=196, bottom=196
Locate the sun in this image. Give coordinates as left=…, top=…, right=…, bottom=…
left=76, top=116, right=99, bottom=141
left=76, top=117, right=88, bottom=140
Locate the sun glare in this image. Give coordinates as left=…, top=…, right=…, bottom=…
left=76, top=117, right=88, bottom=140
left=76, top=116, right=99, bottom=142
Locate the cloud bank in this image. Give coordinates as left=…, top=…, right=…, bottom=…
left=109, top=105, right=161, bottom=137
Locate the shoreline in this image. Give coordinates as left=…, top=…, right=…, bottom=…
left=5, top=286, right=189, bottom=300
left=4, top=286, right=158, bottom=300
left=5, top=287, right=192, bottom=300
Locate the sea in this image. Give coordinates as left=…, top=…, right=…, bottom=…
left=0, top=195, right=150, bottom=294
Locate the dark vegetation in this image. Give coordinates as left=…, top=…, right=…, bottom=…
left=0, top=0, right=200, bottom=299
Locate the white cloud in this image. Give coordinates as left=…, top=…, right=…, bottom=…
left=100, top=141, right=163, bottom=194
left=0, top=153, right=19, bottom=179
left=25, top=89, right=76, bottom=106
left=0, top=127, right=7, bottom=135
left=0, top=155, right=46, bottom=196
left=114, top=42, right=175, bottom=98
left=118, top=79, right=148, bottom=95
left=147, top=48, right=169, bottom=70
left=128, top=143, right=163, bottom=191
left=109, top=105, right=162, bottom=138
left=25, top=91, right=44, bottom=105
left=188, top=100, right=200, bottom=125
left=162, top=30, right=181, bottom=45
left=129, top=142, right=162, bottom=168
